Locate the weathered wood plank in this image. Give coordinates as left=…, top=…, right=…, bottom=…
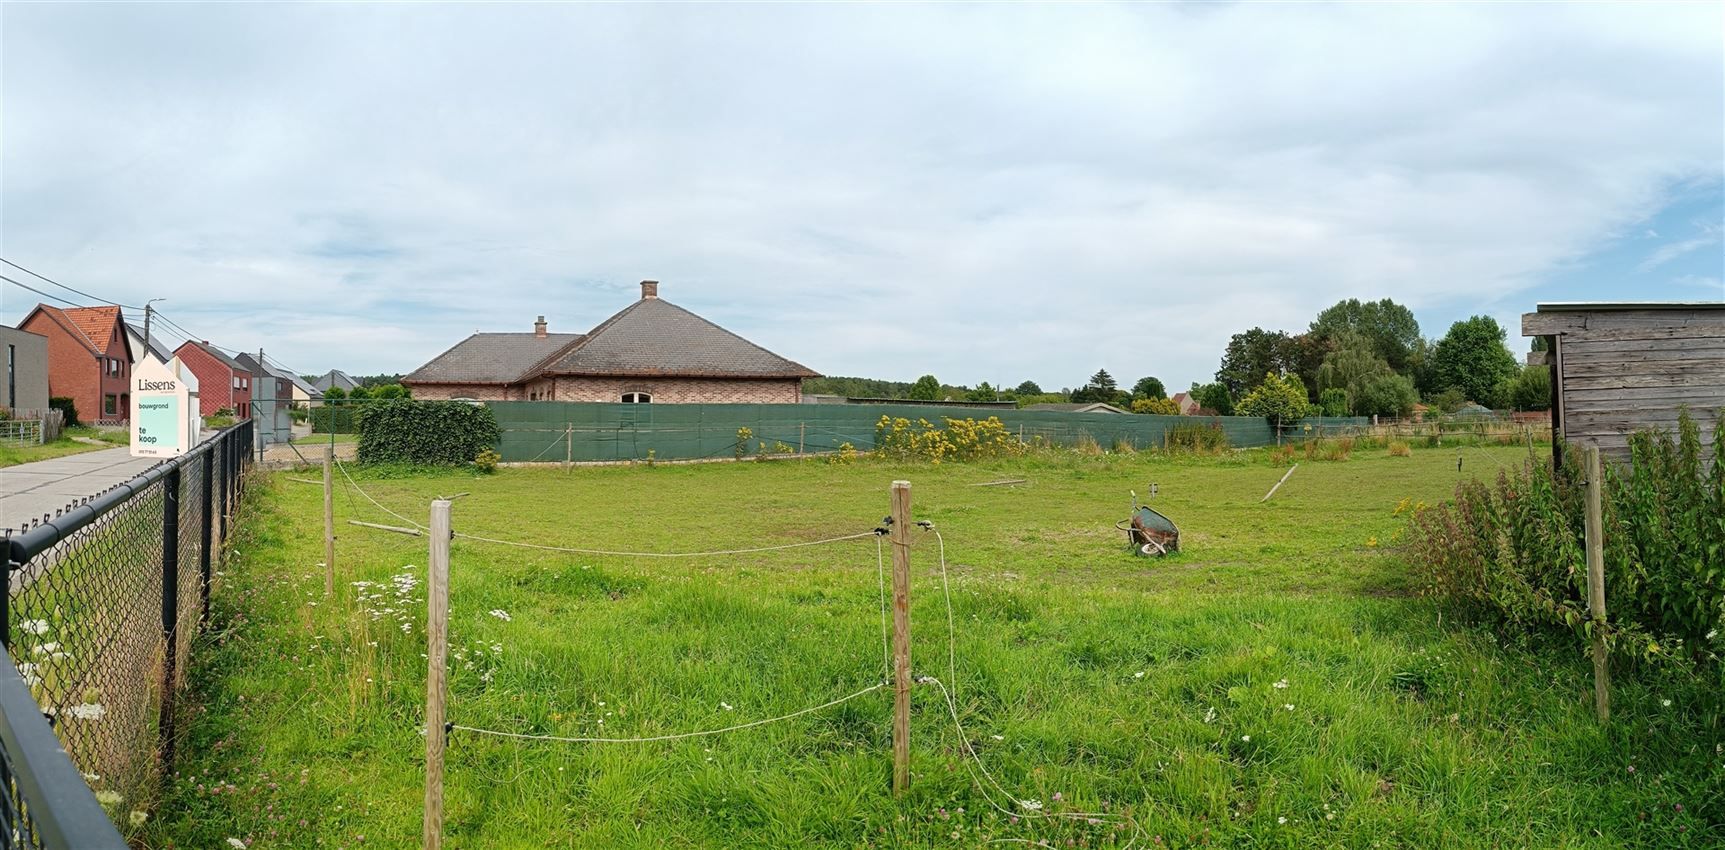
left=1563, top=336, right=1725, bottom=355
left=1563, top=397, right=1725, bottom=416
left=1564, top=372, right=1725, bottom=391
left=1562, top=385, right=1725, bottom=402
left=1524, top=309, right=1725, bottom=337
left=1562, top=356, right=1725, bottom=378
left=1563, top=345, right=1725, bottom=364
left=1566, top=410, right=1725, bottom=429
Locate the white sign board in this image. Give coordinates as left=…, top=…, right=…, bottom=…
left=131, top=356, right=195, bottom=458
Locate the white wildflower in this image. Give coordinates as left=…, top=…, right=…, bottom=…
left=129, top=810, right=148, bottom=827
left=1272, top=678, right=1289, bottom=689
left=1278, top=816, right=1287, bottom=825
left=21, top=619, right=50, bottom=636
left=228, top=839, right=247, bottom=849
left=720, top=702, right=733, bottom=711
left=1133, top=671, right=1145, bottom=679
left=95, top=790, right=123, bottom=806
left=488, top=609, right=512, bottom=622
left=1019, top=799, right=1044, bottom=811
left=1203, top=706, right=1217, bottom=724
left=64, top=703, right=107, bottom=721
left=1661, top=699, right=1673, bottom=707
left=32, top=642, right=60, bottom=655
left=1284, top=704, right=1294, bottom=711
left=1241, top=735, right=1251, bottom=742
left=990, top=734, right=1004, bottom=741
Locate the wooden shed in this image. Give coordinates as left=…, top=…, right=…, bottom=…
left=1522, top=302, right=1725, bottom=463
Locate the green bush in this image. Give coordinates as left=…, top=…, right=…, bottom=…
left=1405, top=409, right=1725, bottom=666
left=355, top=400, right=501, bottom=466
left=49, top=397, right=79, bottom=427
left=1163, top=420, right=1231, bottom=454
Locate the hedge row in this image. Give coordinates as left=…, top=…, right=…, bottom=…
left=355, top=400, right=500, bottom=466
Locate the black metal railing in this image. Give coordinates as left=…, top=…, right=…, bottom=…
left=0, top=422, right=254, bottom=846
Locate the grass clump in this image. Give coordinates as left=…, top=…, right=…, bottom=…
left=1388, top=440, right=1412, bottom=457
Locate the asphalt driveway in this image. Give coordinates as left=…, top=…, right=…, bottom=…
left=0, top=447, right=164, bottom=529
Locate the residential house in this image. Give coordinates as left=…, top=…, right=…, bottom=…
left=175, top=340, right=253, bottom=418
left=289, top=375, right=318, bottom=403
left=404, top=281, right=818, bottom=403
left=17, top=304, right=134, bottom=423
left=124, top=321, right=176, bottom=369
left=1023, top=402, right=1131, bottom=414
left=1170, top=392, right=1200, bottom=416
left=235, top=353, right=296, bottom=444
left=311, top=370, right=359, bottom=395
left=1, top=324, right=50, bottom=415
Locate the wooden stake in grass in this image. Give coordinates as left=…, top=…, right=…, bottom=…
left=889, top=479, right=912, bottom=797
left=425, top=498, right=452, bottom=850
left=1583, top=445, right=1609, bottom=724
left=323, top=445, right=335, bottom=596
left=1260, top=462, right=1298, bottom=503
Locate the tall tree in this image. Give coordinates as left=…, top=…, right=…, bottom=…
left=1072, top=369, right=1126, bottom=405
left=1014, top=380, right=1042, bottom=395
left=1189, top=382, right=1234, bottom=416
left=1216, top=328, right=1294, bottom=397
left=1431, top=316, right=1519, bottom=407
left=966, top=382, right=999, bottom=402
left=907, top=374, right=942, bottom=401
left=1315, top=332, right=1394, bottom=415
left=1309, top=298, right=1422, bottom=372
left=1236, top=372, right=1312, bottom=431
left=1508, top=364, right=1552, bottom=411
left=1354, top=373, right=1419, bottom=418
left=1131, top=376, right=1166, bottom=400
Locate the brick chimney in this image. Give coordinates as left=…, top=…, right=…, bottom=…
left=533, top=316, right=547, bottom=338
left=640, top=280, right=659, bottom=300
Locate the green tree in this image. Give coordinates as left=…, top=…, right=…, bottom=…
left=1431, top=316, right=1518, bottom=407
left=1132, top=397, right=1179, bottom=415
left=966, top=382, right=999, bottom=402
left=1216, top=328, right=1292, bottom=397
left=1236, top=372, right=1312, bottom=430
left=1131, top=376, right=1166, bottom=401
left=1318, top=388, right=1350, bottom=417
left=372, top=384, right=409, bottom=400
left=907, top=375, right=941, bottom=401
left=1315, top=332, right=1396, bottom=415
left=322, top=386, right=347, bottom=402
left=347, top=385, right=373, bottom=401
left=1071, top=369, right=1126, bottom=404
left=1508, top=364, right=1551, bottom=411
left=1430, top=387, right=1468, bottom=414
left=1014, top=380, right=1042, bottom=395
left=1189, top=382, right=1234, bottom=416
left=1309, top=298, right=1422, bottom=372
left=1355, top=373, right=1418, bottom=418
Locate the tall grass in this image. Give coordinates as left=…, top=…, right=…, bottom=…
left=1162, top=421, right=1230, bottom=455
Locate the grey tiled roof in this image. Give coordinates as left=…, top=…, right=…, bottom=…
left=543, top=298, right=817, bottom=379
left=312, top=370, right=360, bottom=392
left=403, top=333, right=584, bottom=385
left=124, top=323, right=175, bottom=362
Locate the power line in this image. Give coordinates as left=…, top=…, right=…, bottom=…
left=0, top=257, right=141, bottom=310
left=1, top=274, right=87, bottom=309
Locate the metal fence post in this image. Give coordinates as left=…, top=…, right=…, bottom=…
left=200, top=448, right=214, bottom=625
left=217, top=431, right=230, bottom=545
left=159, top=466, right=182, bottom=770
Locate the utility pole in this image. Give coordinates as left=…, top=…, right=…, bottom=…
left=143, top=298, right=166, bottom=360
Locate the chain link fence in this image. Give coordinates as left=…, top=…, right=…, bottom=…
left=0, top=422, right=253, bottom=845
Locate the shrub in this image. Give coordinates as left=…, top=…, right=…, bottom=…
left=828, top=442, right=858, bottom=465
left=1388, top=440, right=1412, bottom=457
left=1130, top=397, right=1179, bottom=415
left=1405, top=409, right=1725, bottom=665
left=355, top=400, right=501, bottom=466
left=1112, top=436, right=1137, bottom=454
left=49, top=397, right=79, bottom=427
left=1164, top=421, right=1231, bottom=455
left=1303, top=437, right=1353, bottom=461
left=874, top=415, right=1028, bottom=463
left=735, top=427, right=753, bottom=460
left=474, top=449, right=501, bottom=474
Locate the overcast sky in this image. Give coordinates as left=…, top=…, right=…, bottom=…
left=3, top=2, right=1721, bottom=390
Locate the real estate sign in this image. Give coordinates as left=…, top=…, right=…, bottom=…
left=131, top=356, right=196, bottom=458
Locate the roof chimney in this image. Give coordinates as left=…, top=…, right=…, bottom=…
left=640, top=280, right=659, bottom=300
left=533, top=316, right=547, bottom=338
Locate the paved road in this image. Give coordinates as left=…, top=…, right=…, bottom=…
left=0, top=447, right=163, bottom=530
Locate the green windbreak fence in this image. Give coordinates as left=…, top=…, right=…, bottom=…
left=488, top=402, right=1370, bottom=463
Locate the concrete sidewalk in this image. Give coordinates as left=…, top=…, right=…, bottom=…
left=0, top=447, right=164, bottom=529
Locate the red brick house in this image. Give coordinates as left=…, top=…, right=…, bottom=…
left=405, top=281, right=818, bottom=403
left=174, top=340, right=253, bottom=418
left=17, top=304, right=135, bottom=423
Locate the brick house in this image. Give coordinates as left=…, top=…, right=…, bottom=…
left=1170, top=392, right=1200, bottom=415
left=174, top=340, right=253, bottom=418
left=17, top=304, right=135, bottom=423
left=404, top=281, right=818, bottom=403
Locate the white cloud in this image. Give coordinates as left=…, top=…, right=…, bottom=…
left=1, top=2, right=1720, bottom=388
left=1636, top=222, right=1723, bottom=273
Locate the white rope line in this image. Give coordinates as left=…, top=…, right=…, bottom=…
left=523, top=429, right=571, bottom=463
left=452, top=683, right=884, bottom=744
left=925, top=528, right=1149, bottom=849
left=335, top=456, right=881, bottom=558
left=336, top=458, right=428, bottom=530
left=452, top=528, right=881, bottom=558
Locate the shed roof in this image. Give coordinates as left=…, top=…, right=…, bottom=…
left=1533, top=301, right=1725, bottom=313
left=1023, top=402, right=1131, bottom=414
left=403, top=333, right=584, bottom=385
left=542, top=297, right=817, bottom=379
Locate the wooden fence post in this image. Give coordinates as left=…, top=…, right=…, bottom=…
left=889, top=480, right=912, bottom=796
left=425, top=499, right=452, bottom=849
left=1584, top=445, right=1609, bottom=723
left=323, top=445, right=335, bottom=596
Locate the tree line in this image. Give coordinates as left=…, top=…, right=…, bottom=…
left=803, top=297, right=1547, bottom=419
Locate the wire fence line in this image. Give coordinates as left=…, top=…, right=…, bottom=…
left=453, top=682, right=887, bottom=745
left=0, top=423, right=255, bottom=845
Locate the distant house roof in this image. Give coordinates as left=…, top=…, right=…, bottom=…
left=542, top=297, right=817, bottom=379
left=177, top=340, right=247, bottom=372
left=312, top=370, right=360, bottom=392
left=234, top=353, right=296, bottom=382
left=290, top=375, right=319, bottom=397
left=403, top=333, right=584, bottom=385
left=124, top=322, right=175, bottom=363
left=1023, top=402, right=1131, bottom=414
left=22, top=304, right=128, bottom=357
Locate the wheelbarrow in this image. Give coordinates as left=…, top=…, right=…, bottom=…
left=1116, top=491, right=1179, bottom=557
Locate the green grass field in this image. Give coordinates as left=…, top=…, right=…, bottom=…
left=0, top=427, right=119, bottom=467
left=141, top=445, right=1722, bottom=848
